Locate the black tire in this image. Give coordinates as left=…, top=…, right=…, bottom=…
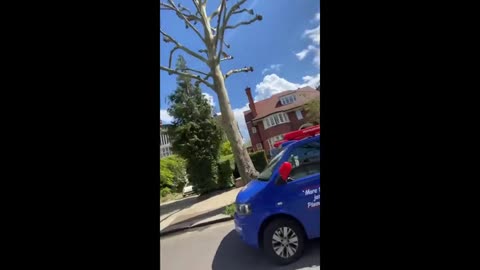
left=262, top=218, right=306, bottom=265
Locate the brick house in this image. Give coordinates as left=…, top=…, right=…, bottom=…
left=243, top=86, right=319, bottom=157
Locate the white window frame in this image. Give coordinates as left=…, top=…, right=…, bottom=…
left=256, top=143, right=263, bottom=150
left=252, top=126, right=257, bottom=134
left=280, top=95, right=297, bottom=105
left=262, top=112, right=290, bottom=130
left=296, top=110, right=303, bottom=120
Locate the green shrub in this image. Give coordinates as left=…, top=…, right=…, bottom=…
left=188, top=158, right=218, bottom=195
left=220, top=141, right=233, bottom=156
left=250, top=151, right=268, bottom=172
left=224, top=203, right=236, bottom=217
left=160, top=187, right=171, bottom=197
left=218, top=159, right=234, bottom=189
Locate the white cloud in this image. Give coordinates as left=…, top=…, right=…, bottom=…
left=295, top=45, right=316, bottom=60
left=303, top=26, right=320, bottom=45
left=296, top=13, right=320, bottom=67
left=302, top=74, right=320, bottom=88
left=254, top=74, right=302, bottom=101
left=160, top=109, right=173, bottom=124
left=254, top=73, right=319, bottom=100
left=202, top=92, right=215, bottom=107
left=232, top=104, right=250, bottom=143
left=262, top=64, right=283, bottom=74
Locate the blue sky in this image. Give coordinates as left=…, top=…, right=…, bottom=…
left=160, top=0, right=320, bottom=141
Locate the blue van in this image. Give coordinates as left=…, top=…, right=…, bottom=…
left=234, top=133, right=320, bottom=265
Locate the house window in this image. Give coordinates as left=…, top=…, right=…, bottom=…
left=296, top=110, right=303, bottom=120
left=252, top=126, right=257, bottom=134
left=280, top=94, right=297, bottom=105
left=263, top=112, right=290, bottom=129
left=267, top=135, right=284, bottom=149
left=256, top=143, right=263, bottom=150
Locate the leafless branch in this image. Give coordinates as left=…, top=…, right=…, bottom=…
left=213, top=0, right=226, bottom=55
left=224, top=66, right=254, bottom=79
left=215, top=0, right=229, bottom=63
left=161, top=65, right=214, bottom=89
left=225, top=15, right=263, bottom=30
left=224, top=0, right=248, bottom=24
left=220, top=51, right=234, bottom=61
left=169, top=47, right=180, bottom=68
left=180, top=68, right=211, bottom=77
left=233, top=8, right=254, bottom=15
left=165, top=0, right=205, bottom=42
left=160, top=29, right=208, bottom=63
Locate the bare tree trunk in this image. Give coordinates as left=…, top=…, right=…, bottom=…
left=211, top=65, right=258, bottom=184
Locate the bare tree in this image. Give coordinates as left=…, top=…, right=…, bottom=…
left=160, top=0, right=263, bottom=184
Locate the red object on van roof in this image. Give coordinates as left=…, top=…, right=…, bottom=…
left=283, top=125, right=320, bottom=141
left=273, top=125, right=320, bottom=148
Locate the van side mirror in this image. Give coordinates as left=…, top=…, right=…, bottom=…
left=278, top=162, right=292, bottom=182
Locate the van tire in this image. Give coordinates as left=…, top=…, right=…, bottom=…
left=262, top=218, right=305, bottom=265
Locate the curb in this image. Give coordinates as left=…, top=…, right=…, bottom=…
left=160, top=216, right=233, bottom=237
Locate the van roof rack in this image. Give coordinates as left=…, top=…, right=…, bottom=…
left=273, top=125, right=320, bottom=148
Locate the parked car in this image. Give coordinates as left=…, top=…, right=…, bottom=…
left=234, top=126, right=320, bottom=265
left=182, top=185, right=194, bottom=197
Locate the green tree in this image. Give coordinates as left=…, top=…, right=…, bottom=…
left=167, top=55, right=223, bottom=194
left=160, top=0, right=262, bottom=185
left=304, top=97, right=320, bottom=125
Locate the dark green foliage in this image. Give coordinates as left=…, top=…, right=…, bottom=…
left=167, top=55, right=223, bottom=194
left=249, top=151, right=268, bottom=172
left=218, top=159, right=234, bottom=189
left=160, top=155, right=187, bottom=193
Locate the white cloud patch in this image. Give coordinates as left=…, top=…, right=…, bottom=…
left=296, top=45, right=317, bottom=61
left=296, top=13, right=320, bottom=67
left=302, top=73, right=320, bottom=88
left=253, top=73, right=319, bottom=100
left=160, top=109, right=173, bottom=124
left=262, top=64, right=283, bottom=74
left=202, top=92, right=215, bottom=107
left=303, top=26, right=320, bottom=45
left=232, top=104, right=250, bottom=143
left=254, top=74, right=302, bottom=101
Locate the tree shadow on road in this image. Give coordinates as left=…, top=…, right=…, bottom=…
left=212, top=230, right=320, bottom=270
left=160, top=196, right=199, bottom=218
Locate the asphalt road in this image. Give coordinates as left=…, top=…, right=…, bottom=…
left=160, top=220, right=320, bottom=270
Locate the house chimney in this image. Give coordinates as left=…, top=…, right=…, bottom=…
left=245, top=87, right=257, bottom=117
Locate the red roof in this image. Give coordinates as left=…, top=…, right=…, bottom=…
left=244, top=86, right=319, bottom=121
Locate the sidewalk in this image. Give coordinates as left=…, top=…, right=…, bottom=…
left=160, top=187, right=241, bottom=236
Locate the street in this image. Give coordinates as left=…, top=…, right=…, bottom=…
left=161, top=220, right=320, bottom=270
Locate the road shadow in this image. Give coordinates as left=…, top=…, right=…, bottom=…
left=160, top=196, right=199, bottom=218
left=161, top=206, right=227, bottom=234
left=212, top=230, right=320, bottom=270
left=160, top=187, right=236, bottom=219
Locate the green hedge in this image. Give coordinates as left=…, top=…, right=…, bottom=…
left=217, top=159, right=234, bottom=189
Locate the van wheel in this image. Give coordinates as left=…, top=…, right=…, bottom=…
left=262, top=218, right=305, bottom=265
